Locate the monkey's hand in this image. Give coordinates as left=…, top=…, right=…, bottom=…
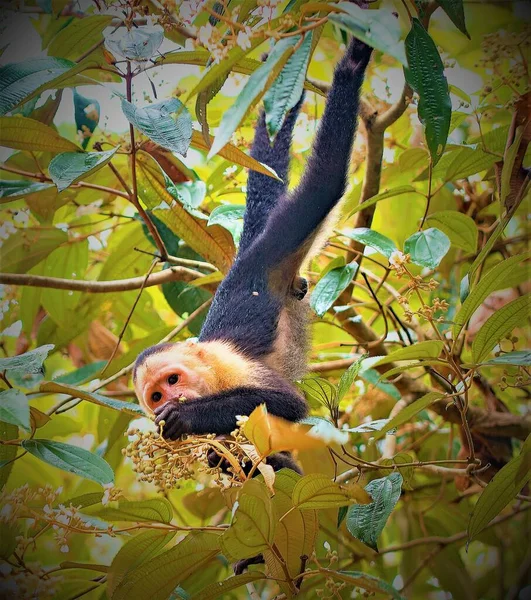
left=154, top=402, right=193, bottom=440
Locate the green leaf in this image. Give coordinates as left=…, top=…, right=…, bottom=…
left=220, top=479, right=276, bottom=560
left=0, top=116, right=79, bottom=152
left=437, top=0, right=470, bottom=38
left=468, top=437, right=531, bottom=542
left=264, top=33, right=312, bottom=139
left=208, top=36, right=299, bottom=159
left=0, top=179, right=54, bottom=203
left=404, top=227, right=451, bottom=268
left=321, top=569, right=405, bottom=600
left=292, top=473, right=371, bottom=510
left=373, top=340, right=445, bottom=367
left=442, top=146, right=497, bottom=182
left=48, top=15, right=113, bottom=60
left=166, top=179, right=207, bottom=209
left=0, top=390, right=30, bottom=431
left=330, top=4, right=408, bottom=66
left=108, top=530, right=176, bottom=598
left=359, top=368, right=401, bottom=401
left=86, top=498, right=173, bottom=524
left=346, top=419, right=390, bottom=434
left=471, top=294, right=531, bottom=363
left=0, top=344, right=54, bottom=376
left=0, top=226, right=67, bottom=273
left=346, top=186, right=418, bottom=218
left=343, top=228, right=397, bottom=258
left=122, top=97, right=192, bottom=156
left=346, top=472, right=403, bottom=551
left=0, top=57, right=77, bottom=115
left=48, top=147, right=119, bottom=191
left=453, top=252, right=530, bottom=336
left=105, top=24, right=164, bottom=61
left=111, top=532, right=220, bottom=600
left=53, top=361, right=106, bottom=385
left=207, top=204, right=245, bottom=242
left=371, top=392, right=444, bottom=440
left=469, top=350, right=531, bottom=367
left=501, top=126, right=525, bottom=206
left=39, top=381, right=145, bottom=416
left=190, top=573, right=265, bottom=600
left=405, top=19, right=451, bottom=164
left=337, top=355, right=367, bottom=402
left=310, top=263, right=358, bottom=317
left=425, top=211, right=477, bottom=253
left=21, top=438, right=114, bottom=485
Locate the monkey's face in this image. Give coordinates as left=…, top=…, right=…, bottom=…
left=133, top=343, right=214, bottom=414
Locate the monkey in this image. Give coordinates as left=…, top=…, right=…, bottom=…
left=133, top=35, right=372, bottom=472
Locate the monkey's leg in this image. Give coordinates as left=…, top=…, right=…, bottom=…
left=291, top=276, right=308, bottom=300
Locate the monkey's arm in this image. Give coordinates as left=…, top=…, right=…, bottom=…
left=154, top=385, right=308, bottom=439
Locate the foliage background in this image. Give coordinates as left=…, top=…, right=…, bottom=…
left=0, top=0, right=529, bottom=598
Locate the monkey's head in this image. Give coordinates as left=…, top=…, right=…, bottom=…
left=133, top=340, right=268, bottom=415
left=133, top=341, right=216, bottom=414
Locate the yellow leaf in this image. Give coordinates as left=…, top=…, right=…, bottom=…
left=0, top=116, right=79, bottom=153
left=292, top=473, right=371, bottom=509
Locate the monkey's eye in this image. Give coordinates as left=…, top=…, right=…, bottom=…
left=151, top=391, right=162, bottom=403
left=167, top=374, right=179, bottom=385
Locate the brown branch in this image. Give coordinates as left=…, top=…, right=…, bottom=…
left=0, top=267, right=213, bottom=293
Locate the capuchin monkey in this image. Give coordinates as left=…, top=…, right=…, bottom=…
left=133, top=36, right=373, bottom=473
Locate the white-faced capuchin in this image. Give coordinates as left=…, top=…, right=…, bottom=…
left=133, top=35, right=373, bottom=473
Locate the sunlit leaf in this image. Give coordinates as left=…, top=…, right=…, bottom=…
left=337, top=354, right=367, bottom=402
left=471, top=294, right=530, bottom=363
left=48, top=15, right=113, bottom=60
left=330, top=3, right=407, bottom=66
left=404, top=227, right=451, bottom=269
left=39, top=381, right=145, bottom=416
left=0, top=344, right=54, bottom=375
left=405, top=19, right=451, bottom=164
left=21, top=439, right=114, bottom=485
left=49, top=147, right=119, bottom=191
left=343, top=228, right=397, bottom=258
left=453, top=252, right=530, bottom=336
left=468, top=350, right=531, bottom=367
left=122, top=97, right=192, bottom=156
left=112, top=532, right=220, bottom=600
left=468, top=436, right=531, bottom=542
left=311, top=263, right=357, bottom=318
left=220, top=479, right=276, bottom=560
left=0, top=390, right=30, bottom=431
left=264, top=33, right=312, bottom=139
left=292, top=473, right=371, bottom=510
left=0, top=179, right=54, bottom=203
left=426, top=211, right=477, bottom=253
left=53, top=361, right=106, bottom=385
left=346, top=472, right=402, bottom=550
left=85, top=498, right=173, bottom=524
left=373, top=340, right=445, bottom=367
left=346, top=419, right=390, bottom=433
left=371, top=392, right=444, bottom=441
left=320, top=569, right=405, bottom=600
left=0, top=116, right=79, bottom=152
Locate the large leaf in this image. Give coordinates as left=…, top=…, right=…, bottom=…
left=405, top=19, right=451, bottom=164
left=53, top=361, right=105, bottom=385
left=0, top=389, right=30, bottom=431
left=471, top=294, right=530, bottom=363
left=86, top=498, right=173, bottom=524
left=48, top=15, right=113, bottom=60
left=371, top=392, right=444, bottom=440
left=404, top=227, right=451, bottom=269
left=105, top=24, right=164, bottom=61
left=0, top=116, right=79, bottom=152
left=263, top=33, right=312, bottom=139
left=373, top=340, right=445, bottom=367
left=437, top=0, right=470, bottom=38
left=39, top=381, right=145, bottom=416
left=21, top=438, right=114, bottom=485
left=0, top=179, right=54, bottom=203
left=343, top=228, right=397, bottom=258
left=469, top=351, right=531, bottom=367
left=330, top=3, right=408, bottom=66
left=122, top=97, right=192, bottom=156
left=208, top=36, right=299, bottom=159
left=0, top=57, right=84, bottom=115
left=220, top=479, right=276, bottom=560
left=112, top=532, right=220, bottom=600
left=292, top=473, right=371, bottom=509
left=468, top=436, right=531, bottom=542
left=337, top=354, right=367, bottom=402
left=0, top=344, right=54, bottom=375
left=321, top=569, right=405, bottom=600
left=108, top=531, right=176, bottom=598
left=310, top=263, right=358, bottom=317
left=0, top=227, right=67, bottom=273
left=453, top=252, right=530, bottom=336
left=48, top=147, right=119, bottom=191
left=425, top=211, right=477, bottom=253
left=346, top=472, right=403, bottom=551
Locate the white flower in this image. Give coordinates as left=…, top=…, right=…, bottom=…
left=60, top=544, right=69, bottom=553
left=236, top=28, right=252, bottom=51
left=389, top=250, right=409, bottom=269
left=198, top=23, right=214, bottom=47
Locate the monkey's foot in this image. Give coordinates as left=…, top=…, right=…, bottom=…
left=234, top=554, right=264, bottom=575
left=292, top=276, right=308, bottom=300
